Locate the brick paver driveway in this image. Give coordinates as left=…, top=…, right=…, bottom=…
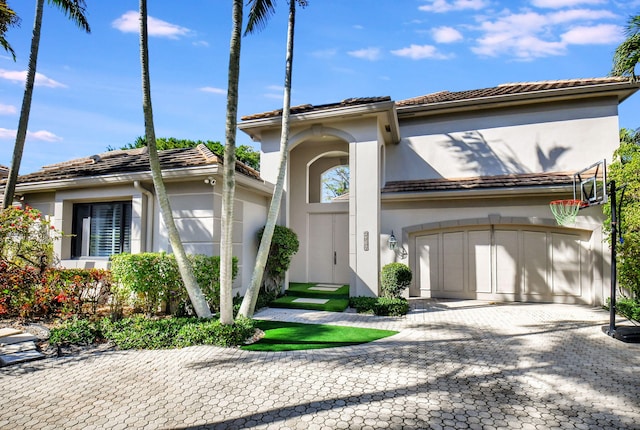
left=1, top=300, right=639, bottom=429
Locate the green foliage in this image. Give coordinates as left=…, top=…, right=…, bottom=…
left=349, top=296, right=410, bottom=316
left=606, top=128, right=640, bottom=297
left=49, top=317, right=101, bottom=346
left=380, top=263, right=412, bottom=298
left=109, top=253, right=238, bottom=316
left=100, top=315, right=256, bottom=349
left=616, top=296, right=640, bottom=322
left=0, top=1, right=20, bottom=61
left=257, top=225, right=299, bottom=295
left=0, top=206, right=61, bottom=271
left=611, top=15, right=640, bottom=79
left=110, top=137, right=260, bottom=171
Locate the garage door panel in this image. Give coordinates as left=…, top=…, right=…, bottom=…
left=468, top=231, right=492, bottom=294
left=443, top=232, right=465, bottom=292
left=417, top=234, right=439, bottom=294
left=495, top=231, right=519, bottom=295
left=523, top=231, right=549, bottom=296
left=551, top=233, right=582, bottom=296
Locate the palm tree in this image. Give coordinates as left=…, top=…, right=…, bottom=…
left=612, top=14, right=640, bottom=81
left=0, top=1, right=20, bottom=61
left=139, top=0, right=212, bottom=318
left=219, top=0, right=245, bottom=325
left=2, top=0, right=90, bottom=209
left=237, top=0, right=308, bottom=318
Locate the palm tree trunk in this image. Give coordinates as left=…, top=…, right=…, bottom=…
left=219, top=0, right=244, bottom=325
left=237, top=0, right=296, bottom=318
left=139, top=0, right=211, bottom=318
left=2, top=0, right=44, bottom=209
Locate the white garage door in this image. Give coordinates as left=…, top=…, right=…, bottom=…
left=414, top=226, right=592, bottom=304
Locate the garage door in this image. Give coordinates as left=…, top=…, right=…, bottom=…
left=414, top=226, right=592, bottom=304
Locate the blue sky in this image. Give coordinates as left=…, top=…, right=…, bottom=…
left=1, top=0, right=639, bottom=174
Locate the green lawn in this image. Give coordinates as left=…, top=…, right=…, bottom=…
left=241, top=320, right=398, bottom=352
left=269, top=296, right=350, bottom=312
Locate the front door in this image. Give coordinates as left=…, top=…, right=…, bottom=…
left=308, top=213, right=349, bottom=284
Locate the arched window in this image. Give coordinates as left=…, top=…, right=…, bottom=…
left=321, top=165, right=349, bottom=203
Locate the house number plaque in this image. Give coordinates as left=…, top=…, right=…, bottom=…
left=364, top=231, right=369, bottom=251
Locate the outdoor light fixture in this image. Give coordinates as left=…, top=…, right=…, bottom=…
left=388, top=231, right=398, bottom=250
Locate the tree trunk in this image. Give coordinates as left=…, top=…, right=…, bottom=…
left=2, top=0, right=44, bottom=209
left=220, top=0, right=243, bottom=325
left=139, top=0, right=211, bottom=318
left=237, top=0, right=296, bottom=318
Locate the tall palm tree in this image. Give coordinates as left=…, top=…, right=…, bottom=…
left=237, top=0, right=307, bottom=318
left=219, top=0, right=245, bottom=325
left=139, top=0, right=212, bottom=318
left=0, top=1, right=20, bottom=61
left=2, top=0, right=90, bottom=209
left=612, top=14, right=640, bottom=81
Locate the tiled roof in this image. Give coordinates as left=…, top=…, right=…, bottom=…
left=11, top=144, right=260, bottom=185
left=240, top=78, right=636, bottom=122
left=396, top=77, right=634, bottom=107
left=382, top=172, right=573, bottom=194
left=241, top=96, right=391, bottom=121
left=0, top=165, right=8, bottom=179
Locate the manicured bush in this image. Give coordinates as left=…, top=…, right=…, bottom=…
left=257, top=225, right=299, bottom=295
left=615, top=297, right=640, bottom=322
left=109, top=253, right=237, bottom=316
left=380, top=263, right=412, bottom=298
left=349, top=296, right=410, bottom=316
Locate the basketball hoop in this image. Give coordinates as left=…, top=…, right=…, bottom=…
left=549, top=199, right=584, bottom=226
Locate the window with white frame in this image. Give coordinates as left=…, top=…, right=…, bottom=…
left=71, top=201, right=132, bottom=258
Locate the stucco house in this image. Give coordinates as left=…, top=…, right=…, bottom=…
left=8, top=77, right=639, bottom=306
left=239, top=77, right=639, bottom=306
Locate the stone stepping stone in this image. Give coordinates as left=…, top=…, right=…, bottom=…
left=309, top=286, right=341, bottom=292
left=0, top=349, right=45, bottom=367
left=0, top=330, right=46, bottom=367
left=315, top=283, right=343, bottom=288
left=292, top=298, right=329, bottom=304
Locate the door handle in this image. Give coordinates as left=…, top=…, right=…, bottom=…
left=334, top=251, right=337, bottom=265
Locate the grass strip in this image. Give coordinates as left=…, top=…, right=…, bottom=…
left=286, top=282, right=350, bottom=299
left=242, top=320, right=398, bottom=352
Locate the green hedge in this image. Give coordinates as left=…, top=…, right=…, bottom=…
left=110, top=253, right=237, bottom=316
left=349, top=296, right=410, bottom=316
left=380, top=263, right=412, bottom=298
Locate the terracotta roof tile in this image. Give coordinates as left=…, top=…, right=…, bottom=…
left=241, top=96, right=391, bottom=121
left=10, top=144, right=260, bottom=185
left=396, top=77, right=633, bottom=107
left=382, top=172, right=573, bottom=193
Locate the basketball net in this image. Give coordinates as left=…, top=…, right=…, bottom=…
left=549, top=199, right=584, bottom=226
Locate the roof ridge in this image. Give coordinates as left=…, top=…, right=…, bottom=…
left=497, top=77, right=628, bottom=87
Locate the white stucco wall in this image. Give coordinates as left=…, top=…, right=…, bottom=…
left=386, top=98, right=620, bottom=182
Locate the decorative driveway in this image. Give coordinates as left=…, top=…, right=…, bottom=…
left=1, top=300, right=639, bottom=429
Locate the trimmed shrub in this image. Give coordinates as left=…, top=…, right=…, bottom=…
left=257, top=225, right=299, bottom=295
left=349, top=296, right=378, bottom=314
left=109, top=253, right=238, bottom=316
left=349, top=296, right=410, bottom=316
left=380, top=263, right=412, bottom=298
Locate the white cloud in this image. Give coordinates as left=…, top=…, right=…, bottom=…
left=347, top=47, right=381, bottom=61
left=0, top=104, right=17, bottom=115
left=0, top=128, right=62, bottom=142
left=432, top=26, right=463, bottom=43
left=391, top=44, right=451, bottom=60
left=532, top=0, right=606, bottom=8
left=0, top=69, right=66, bottom=88
left=112, top=11, right=192, bottom=39
left=470, top=9, right=621, bottom=60
left=199, top=86, right=226, bottom=94
left=419, top=0, right=488, bottom=13
left=193, top=40, right=209, bottom=47
left=561, top=24, right=623, bottom=44
left=353, top=25, right=364, bottom=30
left=267, top=85, right=284, bottom=92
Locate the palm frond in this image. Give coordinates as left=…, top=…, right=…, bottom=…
left=48, top=0, right=91, bottom=33
left=245, top=0, right=277, bottom=35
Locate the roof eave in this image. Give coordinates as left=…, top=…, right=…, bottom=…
left=396, top=81, right=640, bottom=118
left=381, top=184, right=573, bottom=201
left=240, top=100, right=399, bottom=142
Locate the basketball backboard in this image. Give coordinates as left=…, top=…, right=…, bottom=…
left=573, top=159, right=607, bottom=207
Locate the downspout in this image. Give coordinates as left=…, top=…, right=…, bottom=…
left=134, top=181, right=154, bottom=252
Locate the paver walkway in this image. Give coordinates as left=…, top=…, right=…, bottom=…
left=1, top=299, right=639, bottom=429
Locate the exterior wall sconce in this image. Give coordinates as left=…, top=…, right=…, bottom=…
left=389, top=231, right=398, bottom=250
left=389, top=230, right=407, bottom=259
